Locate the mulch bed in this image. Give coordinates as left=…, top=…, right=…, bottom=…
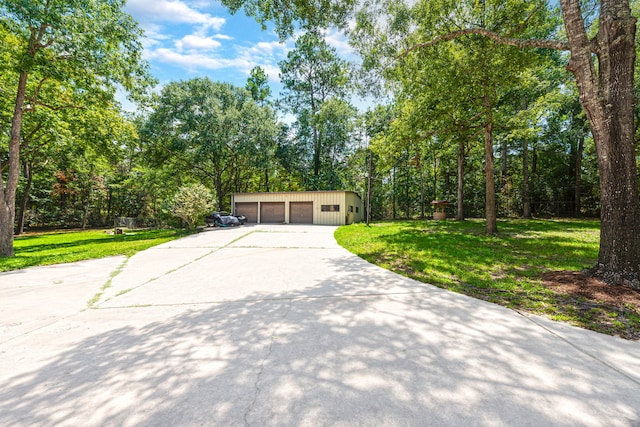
left=542, top=271, right=640, bottom=340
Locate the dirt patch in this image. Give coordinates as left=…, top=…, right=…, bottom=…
left=542, top=271, right=640, bottom=340
left=542, top=271, right=640, bottom=307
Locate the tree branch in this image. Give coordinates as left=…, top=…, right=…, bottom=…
left=35, top=102, right=85, bottom=111
left=509, top=2, right=546, bottom=36
left=396, top=28, right=570, bottom=60
left=29, top=77, right=49, bottom=106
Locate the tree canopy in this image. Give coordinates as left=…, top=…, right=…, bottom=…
left=1, top=0, right=152, bottom=256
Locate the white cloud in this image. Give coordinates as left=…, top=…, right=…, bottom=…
left=255, top=64, right=281, bottom=83
left=146, top=38, right=290, bottom=84
left=126, top=0, right=226, bottom=30
left=139, top=24, right=171, bottom=50
left=176, top=34, right=222, bottom=51
left=234, top=41, right=292, bottom=81
left=243, top=41, right=290, bottom=57
left=150, top=48, right=251, bottom=71
left=125, top=0, right=292, bottom=91
left=322, top=28, right=355, bottom=57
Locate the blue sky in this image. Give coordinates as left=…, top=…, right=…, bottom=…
left=121, top=0, right=356, bottom=111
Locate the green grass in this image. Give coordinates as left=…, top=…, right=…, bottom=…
left=0, top=228, right=192, bottom=272
left=335, top=219, right=639, bottom=339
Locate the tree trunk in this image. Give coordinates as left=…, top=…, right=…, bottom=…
left=574, top=136, right=584, bottom=216
left=392, top=166, right=396, bottom=220
left=17, top=160, right=33, bottom=235
left=0, top=71, right=28, bottom=256
left=561, top=0, right=640, bottom=288
left=456, top=139, right=465, bottom=221
left=420, top=166, right=426, bottom=219
left=310, top=93, right=321, bottom=179
left=484, top=95, right=498, bottom=234
left=366, top=148, right=373, bottom=225
left=501, top=139, right=507, bottom=184
left=214, top=162, right=224, bottom=211
left=522, top=138, right=531, bottom=219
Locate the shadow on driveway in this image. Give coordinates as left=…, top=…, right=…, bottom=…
left=1, top=252, right=639, bottom=426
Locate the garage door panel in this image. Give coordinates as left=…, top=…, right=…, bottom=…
left=290, top=202, right=313, bottom=224
left=235, top=202, right=258, bottom=223
left=260, top=202, right=285, bottom=223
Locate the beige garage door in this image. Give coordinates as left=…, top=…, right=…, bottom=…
left=235, top=202, right=258, bottom=223
left=290, top=202, right=313, bottom=224
left=260, top=202, right=285, bottom=223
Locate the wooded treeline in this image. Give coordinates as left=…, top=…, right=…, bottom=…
left=2, top=0, right=640, bottom=286
left=1, top=4, right=609, bottom=228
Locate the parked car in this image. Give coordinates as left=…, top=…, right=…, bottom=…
left=205, top=212, right=247, bottom=227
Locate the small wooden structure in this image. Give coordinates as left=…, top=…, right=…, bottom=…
left=431, top=200, right=449, bottom=220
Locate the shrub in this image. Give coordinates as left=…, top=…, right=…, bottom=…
left=167, top=184, right=213, bottom=229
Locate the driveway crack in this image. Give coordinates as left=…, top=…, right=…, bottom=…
left=244, top=299, right=293, bottom=426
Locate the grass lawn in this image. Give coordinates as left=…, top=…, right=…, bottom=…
left=335, top=219, right=640, bottom=339
left=0, top=228, right=192, bottom=272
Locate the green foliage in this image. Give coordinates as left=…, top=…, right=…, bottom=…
left=11, top=103, right=144, bottom=231
left=246, top=66, right=272, bottom=105
left=0, top=0, right=626, bottom=243
left=334, top=219, right=637, bottom=338
left=356, top=3, right=535, bottom=222
left=220, top=0, right=356, bottom=39
left=0, top=0, right=153, bottom=255
left=350, top=1, right=583, bottom=222
left=167, top=183, right=213, bottom=229
left=278, top=31, right=356, bottom=189
left=0, top=0, right=153, bottom=103
left=0, top=228, right=189, bottom=272
left=141, top=78, right=279, bottom=209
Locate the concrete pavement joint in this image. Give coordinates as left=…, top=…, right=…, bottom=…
left=0, top=315, right=77, bottom=345
left=92, top=289, right=434, bottom=310
left=515, top=309, right=640, bottom=387
left=94, top=230, right=258, bottom=307
left=244, top=299, right=293, bottom=427
left=87, top=257, right=130, bottom=308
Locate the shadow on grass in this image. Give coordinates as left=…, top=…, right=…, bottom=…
left=2, top=229, right=193, bottom=272
left=336, top=219, right=620, bottom=334
left=350, top=219, right=599, bottom=278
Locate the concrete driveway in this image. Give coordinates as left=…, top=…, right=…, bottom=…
left=1, top=225, right=639, bottom=426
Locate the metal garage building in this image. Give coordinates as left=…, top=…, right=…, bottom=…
left=231, top=191, right=364, bottom=225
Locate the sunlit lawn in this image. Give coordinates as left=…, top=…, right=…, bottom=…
left=0, top=228, right=191, bottom=272
left=334, top=219, right=640, bottom=337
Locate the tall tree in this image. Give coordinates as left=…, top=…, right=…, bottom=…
left=246, top=67, right=276, bottom=191
left=142, top=78, right=278, bottom=210
left=559, top=0, right=639, bottom=287
left=0, top=0, right=151, bottom=256
left=278, top=32, right=352, bottom=188
left=354, top=0, right=640, bottom=288
left=354, top=1, right=550, bottom=233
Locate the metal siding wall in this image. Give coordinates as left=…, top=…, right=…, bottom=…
left=345, top=192, right=364, bottom=223
left=232, top=191, right=353, bottom=225
left=315, top=192, right=344, bottom=225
